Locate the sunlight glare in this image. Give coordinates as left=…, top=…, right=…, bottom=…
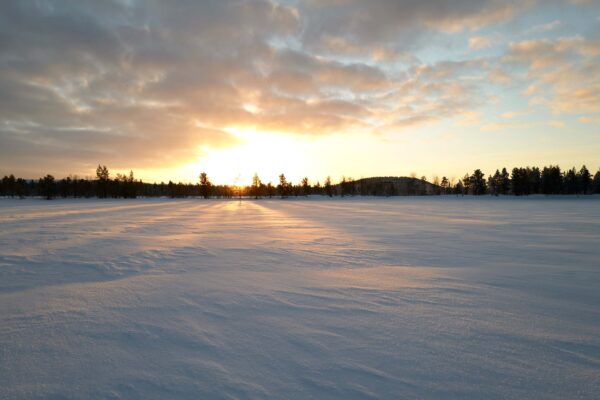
left=198, top=127, right=310, bottom=185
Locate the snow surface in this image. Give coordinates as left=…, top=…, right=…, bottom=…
left=0, top=197, right=599, bottom=399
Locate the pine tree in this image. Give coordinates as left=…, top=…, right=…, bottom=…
left=15, top=178, right=28, bottom=198
left=95, top=164, right=110, bottom=198
left=341, top=177, right=355, bottom=196
left=313, top=181, right=322, bottom=196
left=592, top=169, right=600, bottom=194
left=127, top=170, right=137, bottom=198
left=511, top=168, right=526, bottom=195
left=499, top=168, right=510, bottom=195
left=462, top=173, right=471, bottom=195
left=530, top=167, right=541, bottom=194
left=432, top=176, right=441, bottom=195
left=454, top=180, right=464, bottom=195
left=470, top=169, right=487, bottom=195
left=39, top=175, right=56, bottom=200
left=564, top=167, right=578, bottom=194
left=324, top=176, right=333, bottom=197
left=2, top=175, right=16, bottom=197
left=278, top=174, right=287, bottom=198
left=301, top=177, right=310, bottom=196
left=579, top=165, right=591, bottom=194
left=252, top=173, right=261, bottom=199
left=541, top=165, right=562, bottom=194
left=489, top=170, right=500, bottom=196
left=440, top=176, right=449, bottom=194
left=199, top=172, right=211, bottom=199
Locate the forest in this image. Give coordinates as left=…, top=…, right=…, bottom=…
left=1, top=164, right=599, bottom=200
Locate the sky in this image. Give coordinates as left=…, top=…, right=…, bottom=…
left=1, top=0, right=599, bottom=185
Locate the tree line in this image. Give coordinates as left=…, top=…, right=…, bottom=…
left=1, top=164, right=599, bottom=200
left=450, top=165, right=598, bottom=196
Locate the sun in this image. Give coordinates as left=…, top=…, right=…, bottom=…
left=195, top=127, right=312, bottom=186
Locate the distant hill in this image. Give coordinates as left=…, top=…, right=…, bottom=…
left=334, top=176, right=440, bottom=196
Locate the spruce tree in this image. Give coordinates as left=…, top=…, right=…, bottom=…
left=39, top=175, right=56, bottom=200
left=564, top=167, right=578, bottom=194
left=441, top=176, right=449, bottom=194
left=301, top=177, right=310, bottom=196
left=470, top=169, right=487, bottom=195
left=95, top=164, right=110, bottom=198
left=462, top=173, right=471, bottom=195
left=592, top=169, right=600, bottom=194
left=579, top=165, right=591, bottom=194
left=324, top=176, right=333, bottom=197
left=530, top=167, right=541, bottom=194
left=542, top=166, right=562, bottom=194
left=278, top=174, right=287, bottom=198
left=499, top=168, right=510, bottom=194
left=252, top=173, right=261, bottom=199
left=199, top=172, right=211, bottom=199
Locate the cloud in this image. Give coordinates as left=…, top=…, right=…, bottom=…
left=469, top=36, right=491, bottom=50
left=488, top=68, right=511, bottom=83
left=522, top=85, right=539, bottom=96
left=579, top=116, right=600, bottom=124
left=1, top=0, right=497, bottom=175
left=506, top=36, right=600, bottom=68
left=506, top=36, right=600, bottom=115
left=501, top=111, right=529, bottom=119
left=0, top=0, right=299, bottom=173
left=299, top=0, right=533, bottom=56
left=0, top=0, right=598, bottom=177
left=481, top=119, right=566, bottom=132
left=526, top=20, right=562, bottom=33
left=456, top=111, right=482, bottom=126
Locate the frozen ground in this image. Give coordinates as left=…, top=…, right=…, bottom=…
left=0, top=197, right=599, bottom=399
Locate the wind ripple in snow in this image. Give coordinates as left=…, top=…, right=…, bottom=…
left=0, top=197, right=599, bottom=399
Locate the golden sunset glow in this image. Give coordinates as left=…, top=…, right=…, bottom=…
left=199, top=127, right=312, bottom=185
left=0, top=1, right=599, bottom=183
